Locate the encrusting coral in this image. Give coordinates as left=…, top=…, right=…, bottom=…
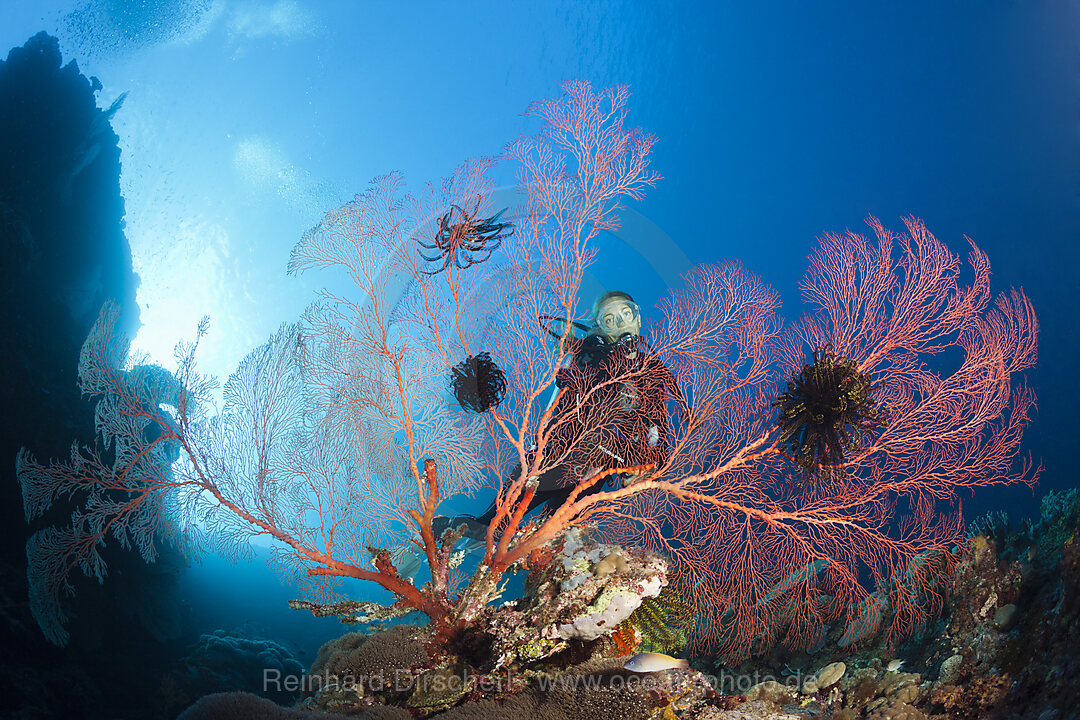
left=685, top=487, right=1080, bottom=719
left=475, top=528, right=667, bottom=669
left=292, top=528, right=697, bottom=716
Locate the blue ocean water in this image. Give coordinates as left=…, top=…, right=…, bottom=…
left=1, top=1, right=1077, bottom=717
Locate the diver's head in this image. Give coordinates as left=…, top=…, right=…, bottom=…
left=592, top=290, right=641, bottom=344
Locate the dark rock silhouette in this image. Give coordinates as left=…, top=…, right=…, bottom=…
left=0, top=31, right=191, bottom=720
left=0, top=30, right=139, bottom=547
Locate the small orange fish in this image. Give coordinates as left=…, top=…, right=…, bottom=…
left=623, top=651, right=690, bottom=673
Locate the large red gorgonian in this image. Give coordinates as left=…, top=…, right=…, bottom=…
left=19, top=84, right=1036, bottom=665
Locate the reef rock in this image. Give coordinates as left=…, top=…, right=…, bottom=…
left=992, top=602, right=1018, bottom=631
left=867, top=701, right=927, bottom=720
left=486, top=527, right=667, bottom=667
left=937, top=653, right=964, bottom=685
left=802, top=660, right=845, bottom=694
left=745, top=679, right=794, bottom=704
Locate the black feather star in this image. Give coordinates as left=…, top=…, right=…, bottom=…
left=772, top=346, right=888, bottom=482
left=450, top=352, right=507, bottom=413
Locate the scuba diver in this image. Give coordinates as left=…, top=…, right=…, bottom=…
left=434, top=289, right=694, bottom=542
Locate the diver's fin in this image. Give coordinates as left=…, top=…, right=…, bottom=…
left=433, top=514, right=488, bottom=541
left=390, top=544, right=424, bottom=580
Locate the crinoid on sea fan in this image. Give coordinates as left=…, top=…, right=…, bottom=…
left=418, top=196, right=513, bottom=275
left=450, top=352, right=507, bottom=413
left=625, top=585, right=690, bottom=654
left=773, top=346, right=888, bottom=481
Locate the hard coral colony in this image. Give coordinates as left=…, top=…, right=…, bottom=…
left=18, top=82, right=1038, bottom=716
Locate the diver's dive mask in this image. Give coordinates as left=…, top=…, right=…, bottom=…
left=596, top=299, right=641, bottom=342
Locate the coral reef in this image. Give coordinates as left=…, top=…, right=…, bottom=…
left=683, top=487, right=1080, bottom=720
left=480, top=528, right=665, bottom=666
left=935, top=488, right=1080, bottom=718
left=300, top=529, right=676, bottom=715
left=286, top=529, right=781, bottom=719
left=172, top=630, right=307, bottom=706
left=432, top=656, right=661, bottom=720
left=302, top=639, right=736, bottom=720
left=176, top=690, right=409, bottom=720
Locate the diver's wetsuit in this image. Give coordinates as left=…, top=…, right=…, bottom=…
left=444, top=332, right=691, bottom=538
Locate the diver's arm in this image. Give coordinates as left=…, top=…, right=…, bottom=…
left=545, top=331, right=606, bottom=415
left=543, top=347, right=577, bottom=413
left=659, top=359, right=694, bottom=429
left=535, top=337, right=585, bottom=443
